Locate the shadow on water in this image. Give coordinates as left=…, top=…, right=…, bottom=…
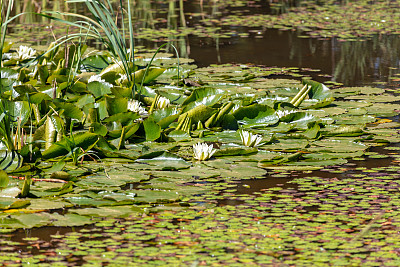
left=0, top=226, right=85, bottom=255
left=219, top=143, right=397, bottom=206
left=9, top=226, right=81, bottom=242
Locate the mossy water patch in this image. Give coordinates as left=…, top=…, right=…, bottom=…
left=221, top=0, right=400, bottom=41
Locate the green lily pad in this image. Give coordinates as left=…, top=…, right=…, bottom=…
left=0, top=198, right=30, bottom=210
left=137, top=152, right=191, bottom=170
left=70, top=205, right=143, bottom=218
left=128, top=190, right=180, bottom=204
left=41, top=132, right=99, bottom=160
left=0, top=170, right=9, bottom=189
left=143, top=118, right=161, bottom=141
left=50, top=213, right=92, bottom=227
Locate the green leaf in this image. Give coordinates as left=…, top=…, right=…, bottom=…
left=0, top=187, right=21, bottom=198
left=90, top=122, right=108, bottom=136
left=128, top=190, right=180, bottom=204
left=302, top=122, right=321, bottom=139
left=103, top=112, right=140, bottom=126
left=149, top=107, right=181, bottom=129
left=168, top=130, right=191, bottom=141
left=137, top=152, right=191, bottom=170
left=50, top=213, right=92, bottom=227
left=232, top=104, right=274, bottom=120
left=15, top=92, right=52, bottom=104
left=240, top=110, right=278, bottom=128
left=233, top=104, right=278, bottom=128
left=181, top=87, right=224, bottom=112
left=13, top=84, right=37, bottom=94
left=81, top=55, right=111, bottom=72
left=87, top=81, right=112, bottom=98
left=76, top=94, right=95, bottom=108
left=5, top=101, right=31, bottom=127
left=288, top=112, right=318, bottom=130
left=133, top=67, right=166, bottom=84
left=33, top=115, right=64, bottom=150
left=214, top=146, right=258, bottom=157
left=30, top=182, right=74, bottom=197
left=322, top=125, right=365, bottom=137
left=0, top=198, right=30, bottom=210
left=143, top=118, right=161, bottom=141
left=0, top=170, right=9, bottom=189
left=0, top=68, right=18, bottom=93
left=111, top=86, right=132, bottom=98
left=10, top=213, right=51, bottom=228
left=54, top=102, right=84, bottom=120
left=105, top=96, right=128, bottom=115
left=302, top=79, right=334, bottom=108
left=42, top=132, right=99, bottom=160
left=182, top=87, right=225, bottom=106
left=70, top=206, right=143, bottom=218
left=44, top=160, right=66, bottom=173
left=184, top=104, right=217, bottom=123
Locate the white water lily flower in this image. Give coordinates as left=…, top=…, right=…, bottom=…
left=115, top=73, right=127, bottom=85
left=193, top=142, right=216, bottom=161
left=2, top=53, right=12, bottom=60
left=128, top=100, right=148, bottom=116
left=0, top=69, right=19, bottom=80
left=88, top=74, right=113, bottom=88
left=15, top=45, right=36, bottom=60
left=276, top=109, right=297, bottom=118
left=239, top=130, right=263, bottom=147
left=88, top=75, right=103, bottom=83
left=156, top=96, right=170, bottom=109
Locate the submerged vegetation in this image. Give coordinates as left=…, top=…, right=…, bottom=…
left=1, top=0, right=400, bottom=265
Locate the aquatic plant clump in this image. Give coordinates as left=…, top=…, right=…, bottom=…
left=0, top=39, right=396, bottom=223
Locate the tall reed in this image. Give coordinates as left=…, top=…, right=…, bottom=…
left=42, top=0, right=136, bottom=87
left=1, top=0, right=14, bottom=68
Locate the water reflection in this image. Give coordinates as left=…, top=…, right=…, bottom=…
left=4, top=0, right=400, bottom=86
left=332, top=35, right=400, bottom=86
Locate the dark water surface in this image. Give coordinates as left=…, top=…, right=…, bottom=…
left=187, top=32, right=400, bottom=87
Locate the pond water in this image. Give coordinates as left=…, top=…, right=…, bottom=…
left=2, top=0, right=400, bottom=265
left=187, top=31, right=400, bottom=86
